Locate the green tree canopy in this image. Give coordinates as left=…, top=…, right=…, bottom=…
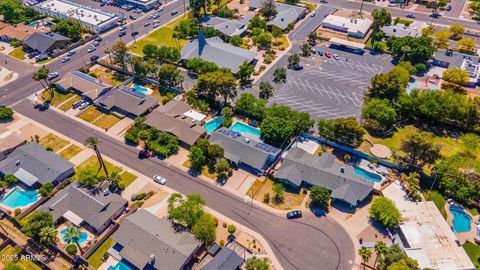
left=449, top=24, right=464, bottom=40
left=317, top=117, right=365, bottom=148
left=0, top=107, right=14, bottom=120
left=259, top=0, right=277, bottom=20
left=259, top=81, right=274, bottom=100
left=387, top=36, right=436, bottom=64
left=52, top=19, right=83, bottom=41
left=273, top=67, right=287, bottom=83
left=21, top=211, right=54, bottom=241
left=238, top=61, right=255, bottom=84
left=309, top=186, right=331, bottom=210
left=442, top=68, right=469, bottom=85
left=245, top=256, right=270, bottom=270
left=194, top=69, right=237, bottom=104
left=362, top=98, right=397, bottom=132
left=189, top=145, right=206, bottom=170
left=369, top=197, right=401, bottom=229
left=400, top=131, right=441, bottom=167
left=168, top=193, right=206, bottom=228
left=234, top=93, right=267, bottom=119
left=367, top=70, right=408, bottom=101
left=76, top=167, right=99, bottom=187
left=191, top=212, right=217, bottom=244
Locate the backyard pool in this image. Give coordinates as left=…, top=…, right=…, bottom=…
left=449, top=205, right=472, bottom=233
left=0, top=188, right=39, bottom=208
left=204, top=116, right=224, bottom=134
left=231, top=121, right=261, bottom=137
left=60, top=227, right=88, bottom=244
left=130, top=84, right=152, bottom=95
left=108, top=260, right=136, bottom=270
left=354, top=167, right=382, bottom=183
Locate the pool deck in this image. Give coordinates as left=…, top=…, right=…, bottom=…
left=444, top=203, right=479, bottom=244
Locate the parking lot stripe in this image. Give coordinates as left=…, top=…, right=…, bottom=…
left=270, top=95, right=347, bottom=118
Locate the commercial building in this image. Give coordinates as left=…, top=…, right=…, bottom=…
left=23, top=32, right=70, bottom=54
left=55, top=71, right=113, bottom=101
left=249, top=0, right=306, bottom=30
left=322, top=15, right=372, bottom=38
left=34, top=0, right=118, bottom=33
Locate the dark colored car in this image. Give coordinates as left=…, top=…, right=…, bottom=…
left=171, top=10, right=178, bottom=15
left=90, top=55, right=100, bottom=62
left=292, top=65, right=303, bottom=71
left=131, top=31, right=139, bottom=36
left=287, top=210, right=302, bottom=219
left=430, top=13, right=441, bottom=18
left=317, top=50, right=324, bottom=56
left=138, top=149, right=152, bottom=159
left=95, top=36, right=102, bottom=42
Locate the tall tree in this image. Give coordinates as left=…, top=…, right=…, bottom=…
left=21, top=211, right=54, bottom=241
left=309, top=186, right=330, bottom=210
left=259, top=81, right=274, bottom=99
left=238, top=61, right=255, bottom=85
left=84, top=137, right=109, bottom=186
left=39, top=226, right=57, bottom=245
left=372, top=9, right=391, bottom=43
left=64, top=227, right=83, bottom=255
left=399, top=172, right=420, bottom=196
left=359, top=247, right=372, bottom=270
left=434, top=29, right=451, bottom=48
left=374, top=241, right=387, bottom=268
left=442, top=68, right=469, bottom=85
left=33, top=65, right=53, bottom=98
left=259, top=0, right=277, bottom=20
left=449, top=24, right=464, bottom=40
left=111, top=41, right=128, bottom=70
left=400, top=132, right=441, bottom=167
left=457, top=37, right=477, bottom=53
left=194, top=69, right=237, bottom=104
left=369, top=197, right=401, bottom=229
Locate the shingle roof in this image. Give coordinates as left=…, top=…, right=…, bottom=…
left=96, top=86, right=158, bottom=116
left=202, top=14, right=253, bottom=37
left=181, top=36, right=256, bottom=73
left=0, top=143, right=74, bottom=186
left=56, top=71, right=112, bottom=100
left=38, top=182, right=127, bottom=231
left=275, top=147, right=373, bottom=205
left=112, top=209, right=201, bottom=270
left=23, top=32, right=70, bottom=53
left=201, top=247, right=245, bottom=270
left=248, top=0, right=306, bottom=30
left=209, top=128, right=280, bottom=171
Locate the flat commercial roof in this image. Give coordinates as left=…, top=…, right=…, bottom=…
left=329, top=37, right=365, bottom=49
left=383, top=182, right=475, bottom=270
left=36, top=0, right=116, bottom=26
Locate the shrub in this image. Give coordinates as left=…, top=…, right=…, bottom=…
left=227, top=224, right=236, bottom=234
left=369, top=197, right=401, bottom=229
left=118, top=183, right=126, bottom=190
left=135, top=192, right=146, bottom=201
left=46, top=147, right=53, bottom=151
left=88, top=72, right=98, bottom=78
left=0, top=107, right=14, bottom=120
left=219, top=240, right=225, bottom=246
left=102, top=252, right=109, bottom=261
left=66, top=244, right=77, bottom=255
left=223, top=222, right=227, bottom=228
left=38, top=183, right=54, bottom=197
left=14, top=208, right=21, bottom=217
left=263, top=192, right=270, bottom=203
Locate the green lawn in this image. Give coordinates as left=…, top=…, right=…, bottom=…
left=93, top=113, right=121, bottom=131
left=39, top=133, right=70, bottom=153
left=0, top=245, right=42, bottom=270
left=8, top=47, right=26, bottom=60
left=120, top=171, right=137, bottom=187
left=87, top=237, right=115, bottom=269
left=78, top=106, right=104, bottom=123
left=395, top=17, right=414, bottom=25
left=77, top=155, right=122, bottom=178
left=78, top=106, right=121, bottom=130
left=129, top=14, right=189, bottom=56
left=41, top=89, right=75, bottom=107
left=59, top=144, right=83, bottom=160
left=463, top=241, right=480, bottom=269
left=58, top=95, right=82, bottom=112
left=426, top=190, right=447, bottom=219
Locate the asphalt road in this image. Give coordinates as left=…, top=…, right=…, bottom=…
left=13, top=100, right=355, bottom=270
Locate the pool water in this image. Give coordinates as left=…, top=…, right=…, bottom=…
left=204, top=116, right=224, bottom=134
left=60, top=227, right=88, bottom=244
left=449, top=205, right=472, bottom=233
left=231, top=121, right=261, bottom=137
left=354, top=167, right=382, bottom=182
left=0, top=188, right=39, bottom=208
left=108, top=260, right=136, bottom=270
left=131, top=84, right=149, bottom=94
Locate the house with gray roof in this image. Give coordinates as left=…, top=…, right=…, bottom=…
left=0, top=143, right=74, bottom=189
left=201, top=242, right=247, bottom=270
left=23, top=32, right=70, bottom=54
left=55, top=71, right=113, bottom=101
left=209, top=128, right=281, bottom=174
left=432, top=49, right=480, bottom=86
left=202, top=14, right=253, bottom=38
left=39, top=182, right=127, bottom=234
left=249, top=0, right=306, bottom=30
left=275, top=147, right=374, bottom=206
left=95, top=86, right=158, bottom=117
left=110, top=209, right=202, bottom=270
left=181, top=34, right=256, bottom=73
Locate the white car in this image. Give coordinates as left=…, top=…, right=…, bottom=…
left=87, top=46, right=96, bottom=53
left=153, top=175, right=167, bottom=185
left=310, top=11, right=316, bottom=17
left=67, top=50, right=75, bottom=56
left=61, top=56, right=71, bottom=63
left=333, top=54, right=340, bottom=60
left=47, top=72, right=59, bottom=80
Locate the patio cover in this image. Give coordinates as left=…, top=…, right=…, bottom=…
left=13, top=168, right=39, bottom=187
left=63, top=210, right=84, bottom=226
left=329, top=37, right=365, bottom=49
left=183, top=110, right=206, bottom=122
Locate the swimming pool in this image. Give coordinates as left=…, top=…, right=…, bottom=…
left=131, top=84, right=152, bottom=95
left=354, top=167, right=382, bottom=182
left=449, top=205, right=472, bottom=233
left=231, top=121, right=261, bottom=137
left=108, top=260, right=136, bottom=270
left=60, top=227, right=88, bottom=244
left=0, top=188, right=39, bottom=208
left=204, top=116, right=224, bottom=134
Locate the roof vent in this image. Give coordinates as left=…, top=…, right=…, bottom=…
left=149, top=254, right=155, bottom=265
left=340, top=167, right=345, bottom=173
left=16, top=160, right=21, bottom=166
left=244, top=138, right=250, bottom=143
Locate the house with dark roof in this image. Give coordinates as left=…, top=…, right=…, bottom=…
left=144, top=99, right=207, bottom=148
left=110, top=209, right=202, bottom=270
left=249, top=0, right=306, bottom=30
left=432, top=49, right=480, bottom=86
left=275, top=147, right=374, bottom=207
left=201, top=241, right=249, bottom=270
left=181, top=33, right=257, bottom=73
left=209, top=128, right=281, bottom=174
left=0, top=143, right=74, bottom=189
left=202, top=14, right=253, bottom=38
left=23, top=32, right=70, bottom=54
left=39, top=182, right=127, bottom=234
left=95, top=86, right=158, bottom=117
left=55, top=71, right=113, bottom=101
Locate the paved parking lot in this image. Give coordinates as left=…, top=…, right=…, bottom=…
left=264, top=45, right=394, bottom=119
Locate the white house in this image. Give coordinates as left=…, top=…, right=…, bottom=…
left=322, top=15, right=372, bottom=38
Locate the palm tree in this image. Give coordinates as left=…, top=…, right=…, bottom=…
left=358, top=247, right=372, bottom=270
left=400, top=172, right=420, bottom=195
left=84, top=137, right=109, bottom=182
left=64, top=227, right=83, bottom=255
left=373, top=241, right=387, bottom=268
left=107, top=171, right=121, bottom=187
left=33, top=65, right=53, bottom=99
left=39, top=226, right=57, bottom=244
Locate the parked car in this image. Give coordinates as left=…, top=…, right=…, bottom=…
left=333, top=54, right=340, bottom=60
left=92, top=41, right=100, bottom=47
left=287, top=210, right=302, bottom=219
left=90, top=55, right=100, bottom=62
left=47, top=72, right=59, bottom=80
left=148, top=14, right=153, bottom=19
left=72, top=99, right=84, bottom=109
left=61, top=56, right=71, bottom=63
left=152, top=23, right=159, bottom=28
left=131, top=31, right=139, bottom=36
left=157, top=6, right=164, bottom=12
left=138, top=149, right=152, bottom=158
left=67, top=50, right=75, bottom=56
left=291, top=65, right=303, bottom=70
left=310, top=11, right=316, bottom=17
left=144, top=22, right=151, bottom=27
left=79, top=102, right=90, bottom=110
left=95, top=36, right=102, bottom=42
left=310, top=47, right=316, bottom=54
left=446, top=5, right=451, bottom=11
left=317, top=50, right=324, bottom=56
left=171, top=10, right=178, bottom=15
left=87, top=46, right=96, bottom=52
left=129, top=15, right=136, bottom=20
left=406, top=13, right=415, bottom=18
left=119, top=25, right=127, bottom=31
left=430, top=13, right=441, bottom=18
left=324, top=51, right=331, bottom=58
left=153, top=175, right=167, bottom=185
left=119, top=30, right=126, bottom=37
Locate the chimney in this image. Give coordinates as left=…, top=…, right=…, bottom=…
left=198, top=31, right=207, bottom=56
left=340, top=167, right=345, bottom=173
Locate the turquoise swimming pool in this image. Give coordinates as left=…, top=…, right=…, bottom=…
left=354, top=167, right=382, bottom=182
left=450, top=205, right=472, bottom=233
left=204, top=116, right=224, bottom=134
left=108, top=260, right=136, bottom=270
left=131, top=84, right=149, bottom=94
left=0, top=188, right=39, bottom=208
left=231, top=121, right=261, bottom=137
left=60, top=227, right=88, bottom=244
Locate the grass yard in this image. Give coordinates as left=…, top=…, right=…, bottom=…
left=463, top=241, right=480, bottom=269
left=395, top=17, right=414, bottom=25
left=40, top=89, right=75, bottom=107
left=39, top=133, right=70, bottom=153
left=93, top=113, right=121, bottom=130
left=58, top=95, right=82, bottom=112
left=120, top=171, right=138, bottom=187
left=426, top=190, right=447, bottom=219
left=78, top=106, right=104, bottom=123
left=59, top=144, right=83, bottom=160
left=182, top=160, right=218, bottom=180
left=77, top=155, right=122, bottom=177
left=0, top=245, right=42, bottom=270
left=87, top=237, right=115, bottom=269
left=8, top=47, right=26, bottom=60
left=129, top=14, right=190, bottom=56
left=78, top=107, right=121, bottom=130
left=247, top=178, right=306, bottom=210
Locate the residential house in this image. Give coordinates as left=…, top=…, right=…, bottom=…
left=0, top=143, right=74, bottom=189
left=55, top=71, right=113, bottom=101
left=202, top=14, right=254, bottom=38
left=209, top=128, right=281, bottom=174
left=95, top=86, right=158, bottom=117
left=201, top=241, right=249, bottom=270
left=432, top=49, right=480, bottom=86
left=110, top=209, right=202, bottom=270
left=39, top=182, right=128, bottom=234
left=181, top=33, right=257, bottom=73
left=248, top=0, right=306, bottom=30
left=23, top=32, right=70, bottom=54
left=0, top=128, right=26, bottom=160
left=322, top=15, right=372, bottom=38
left=381, top=22, right=426, bottom=39
left=144, top=99, right=207, bottom=148
left=0, top=24, right=42, bottom=42
left=275, top=147, right=373, bottom=207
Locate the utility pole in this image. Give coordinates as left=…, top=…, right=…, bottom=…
left=359, top=0, right=365, bottom=15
